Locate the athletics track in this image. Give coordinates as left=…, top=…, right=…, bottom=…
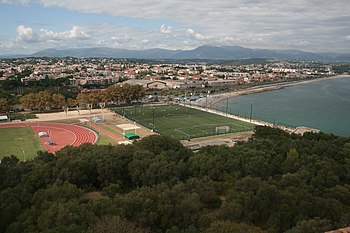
left=0, top=122, right=98, bottom=154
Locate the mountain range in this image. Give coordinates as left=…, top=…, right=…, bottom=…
left=2, top=45, right=350, bottom=62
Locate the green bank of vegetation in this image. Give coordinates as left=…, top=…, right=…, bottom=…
left=1, top=126, right=350, bottom=233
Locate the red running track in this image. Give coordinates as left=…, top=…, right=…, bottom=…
left=0, top=122, right=98, bottom=154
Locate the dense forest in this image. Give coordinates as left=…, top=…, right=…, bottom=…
left=1, top=126, right=350, bottom=233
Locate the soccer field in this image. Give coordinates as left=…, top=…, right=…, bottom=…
left=0, top=127, right=43, bottom=161
left=114, top=104, right=255, bottom=139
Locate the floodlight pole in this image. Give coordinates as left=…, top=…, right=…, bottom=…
left=152, top=107, right=155, bottom=131
left=22, top=150, right=26, bottom=162
left=134, top=105, right=137, bottom=121
left=226, top=98, right=229, bottom=116
left=250, top=102, right=253, bottom=122
left=205, top=95, right=208, bottom=111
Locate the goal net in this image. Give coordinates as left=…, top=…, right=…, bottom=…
left=215, top=126, right=230, bottom=134
left=149, top=123, right=155, bottom=129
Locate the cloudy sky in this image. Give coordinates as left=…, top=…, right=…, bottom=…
left=0, top=0, right=350, bottom=54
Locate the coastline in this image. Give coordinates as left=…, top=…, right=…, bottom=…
left=195, top=74, right=350, bottom=107
left=186, top=103, right=320, bottom=135
left=192, top=74, right=349, bottom=135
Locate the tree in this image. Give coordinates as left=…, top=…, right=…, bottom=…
left=285, top=218, right=333, bottom=233
left=76, top=93, right=90, bottom=113
left=36, top=91, right=53, bottom=111
left=92, top=215, right=149, bottom=233
left=87, top=92, right=100, bottom=114
left=51, top=93, right=65, bottom=109
left=135, top=135, right=186, bottom=155
left=96, top=91, right=109, bottom=118
left=204, top=221, right=267, bottom=233
left=106, top=84, right=122, bottom=104
left=0, top=98, right=9, bottom=113
left=0, top=155, right=19, bottom=168
left=20, top=92, right=38, bottom=110
left=282, top=148, right=300, bottom=173
left=20, top=91, right=64, bottom=111
left=105, top=84, right=145, bottom=105
left=66, top=98, right=77, bottom=107
left=63, top=98, right=75, bottom=114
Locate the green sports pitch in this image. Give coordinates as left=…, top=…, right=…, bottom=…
left=115, top=104, right=255, bottom=139
left=0, top=127, right=43, bottom=161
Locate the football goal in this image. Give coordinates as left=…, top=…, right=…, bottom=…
left=149, top=122, right=155, bottom=130
left=215, top=126, right=230, bottom=134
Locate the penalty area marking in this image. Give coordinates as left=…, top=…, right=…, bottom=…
left=162, top=114, right=192, bottom=119
left=174, top=128, right=190, bottom=137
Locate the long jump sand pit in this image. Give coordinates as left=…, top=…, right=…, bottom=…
left=0, top=122, right=97, bottom=154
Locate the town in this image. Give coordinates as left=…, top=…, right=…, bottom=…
left=0, top=57, right=342, bottom=93
left=2, top=0, right=350, bottom=232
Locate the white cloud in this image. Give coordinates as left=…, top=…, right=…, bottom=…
left=39, top=26, right=90, bottom=40
left=141, top=39, right=149, bottom=44
left=288, top=40, right=311, bottom=47
left=186, top=28, right=206, bottom=41
left=110, top=35, right=131, bottom=44
left=160, top=24, right=172, bottom=34
left=16, top=25, right=36, bottom=42
left=16, top=25, right=90, bottom=43
left=0, top=40, right=17, bottom=49
left=33, top=0, right=350, bottom=52
left=2, top=0, right=350, bottom=53
left=0, top=0, right=30, bottom=5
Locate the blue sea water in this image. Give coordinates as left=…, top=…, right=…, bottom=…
left=216, top=76, right=350, bottom=136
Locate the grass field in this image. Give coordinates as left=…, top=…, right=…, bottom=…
left=114, top=104, right=255, bottom=139
left=0, top=127, right=43, bottom=161
left=96, top=134, right=119, bottom=146
left=80, top=124, right=120, bottom=146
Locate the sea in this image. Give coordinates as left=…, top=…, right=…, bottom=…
left=215, top=76, right=350, bottom=136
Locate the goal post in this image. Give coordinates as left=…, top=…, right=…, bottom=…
left=149, top=122, right=155, bottom=130
left=215, top=126, right=230, bottom=134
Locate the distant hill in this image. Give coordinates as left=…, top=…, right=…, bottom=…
left=2, top=45, right=350, bottom=62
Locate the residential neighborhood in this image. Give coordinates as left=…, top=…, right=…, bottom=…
left=0, top=57, right=340, bottom=92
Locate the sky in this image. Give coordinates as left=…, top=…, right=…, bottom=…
left=0, top=0, right=350, bottom=55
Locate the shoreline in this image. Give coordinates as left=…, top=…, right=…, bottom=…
left=186, top=104, right=320, bottom=135
left=192, top=74, right=349, bottom=134
left=195, top=74, right=350, bottom=107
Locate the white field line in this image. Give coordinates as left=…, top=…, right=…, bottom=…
left=174, top=128, right=190, bottom=136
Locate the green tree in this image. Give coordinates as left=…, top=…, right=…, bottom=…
left=285, top=218, right=333, bottom=233
left=52, top=93, right=65, bottom=109
left=0, top=97, right=9, bottom=113
left=92, top=215, right=149, bottom=233
left=20, top=92, right=38, bottom=110
left=204, top=221, right=267, bottom=233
